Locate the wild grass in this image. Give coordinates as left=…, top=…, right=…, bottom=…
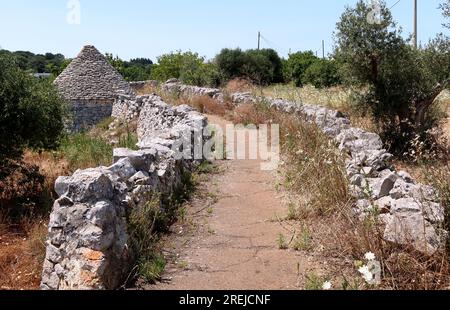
left=117, top=130, right=139, bottom=150
left=277, top=234, right=288, bottom=250
left=127, top=163, right=209, bottom=286
left=259, top=84, right=377, bottom=133
left=58, top=133, right=113, bottom=171
left=0, top=218, right=48, bottom=290
left=292, top=226, right=313, bottom=252
left=188, top=96, right=228, bottom=117
left=304, top=273, right=328, bottom=290
left=127, top=194, right=167, bottom=284
left=228, top=100, right=449, bottom=290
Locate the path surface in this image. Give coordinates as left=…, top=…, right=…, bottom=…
left=148, top=115, right=316, bottom=290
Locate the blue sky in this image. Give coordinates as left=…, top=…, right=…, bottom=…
left=0, top=0, right=447, bottom=61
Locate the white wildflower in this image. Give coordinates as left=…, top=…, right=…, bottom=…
left=358, top=265, right=374, bottom=284
left=364, top=252, right=376, bottom=261
left=358, top=265, right=369, bottom=275
left=322, top=281, right=332, bottom=290
left=362, top=271, right=373, bottom=283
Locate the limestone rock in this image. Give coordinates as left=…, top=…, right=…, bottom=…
left=384, top=212, right=441, bottom=254
left=367, top=172, right=398, bottom=199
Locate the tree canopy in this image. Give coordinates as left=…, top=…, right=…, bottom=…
left=0, top=55, right=66, bottom=176
left=334, top=0, right=450, bottom=154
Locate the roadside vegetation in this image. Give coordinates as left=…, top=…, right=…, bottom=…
left=145, top=1, right=449, bottom=288
left=1, top=0, right=448, bottom=291
left=0, top=55, right=139, bottom=288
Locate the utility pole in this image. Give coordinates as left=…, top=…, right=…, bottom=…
left=413, top=0, right=418, bottom=48
left=322, top=40, right=325, bottom=59
left=258, top=31, right=261, bottom=50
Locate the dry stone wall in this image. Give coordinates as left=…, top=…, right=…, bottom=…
left=153, top=82, right=446, bottom=255
left=161, top=79, right=222, bottom=99
left=41, top=95, right=208, bottom=290
left=232, top=92, right=446, bottom=254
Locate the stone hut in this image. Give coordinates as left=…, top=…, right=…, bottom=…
left=54, top=45, right=134, bottom=131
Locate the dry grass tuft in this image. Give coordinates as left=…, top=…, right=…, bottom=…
left=0, top=217, right=48, bottom=290
left=260, top=84, right=377, bottom=133
left=189, top=96, right=228, bottom=117
left=135, top=83, right=159, bottom=96
left=225, top=78, right=255, bottom=93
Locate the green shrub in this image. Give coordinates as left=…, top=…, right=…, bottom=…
left=150, top=51, right=220, bottom=87
left=283, top=51, right=319, bottom=86
left=0, top=55, right=66, bottom=178
left=302, top=59, right=341, bottom=88
left=215, top=48, right=283, bottom=85
left=138, top=254, right=166, bottom=283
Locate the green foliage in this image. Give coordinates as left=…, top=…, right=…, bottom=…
left=138, top=254, right=166, bottom=283
left=150, top=51, right=220, bottom=87
left=215, top=48, right=283, bottom=85
left=58, top=133, right=113, bottom=171
left=0, top=55, right=66, bottom=176
left=127, top=195, right=166, bottom=283
left=283, top=51, right=319, bottom=86
left=305, top=273, right=327, bottom=290
left=292, top=226, right=313, bottom=251
left=106, top=54, right=153, bottom=82
left=334, top=0, right=450, bottom=155
left=277, top=233, right=288, bottom=250
left=126, top=167, right=198, bottom=284
left=302, top=59, right=341, bottom=88
left=118, top=131, right=139, bottom=150
left=0, top=49, right=69, bottom=77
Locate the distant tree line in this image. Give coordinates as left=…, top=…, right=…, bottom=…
left=146, top=48, right=341, bottom=88
left=105, top=54, right=153, bottom=82
left=0, top=47, right=343, bottom=88
left=0, top=49, right=155, bottom=82
left=0, top=49, right=70, bottom=77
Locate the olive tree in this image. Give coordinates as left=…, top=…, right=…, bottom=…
left=334, top=0, right=450, bottom=154
left=441, top=0, right=450, bottom=28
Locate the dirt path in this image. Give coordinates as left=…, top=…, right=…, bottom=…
left=147, top=115, right=318, bottom=290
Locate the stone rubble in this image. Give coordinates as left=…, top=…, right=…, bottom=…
left=161, top=79, right=222, bottom=99
left=41, top=94, right=208, bottom=290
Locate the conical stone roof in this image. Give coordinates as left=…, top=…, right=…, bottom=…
left=54, top=45, right=134, bottom=101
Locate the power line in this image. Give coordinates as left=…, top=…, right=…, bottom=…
left=390, top=0, right=402, bottom=9
left=259, top=33, right=290, bottom=55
